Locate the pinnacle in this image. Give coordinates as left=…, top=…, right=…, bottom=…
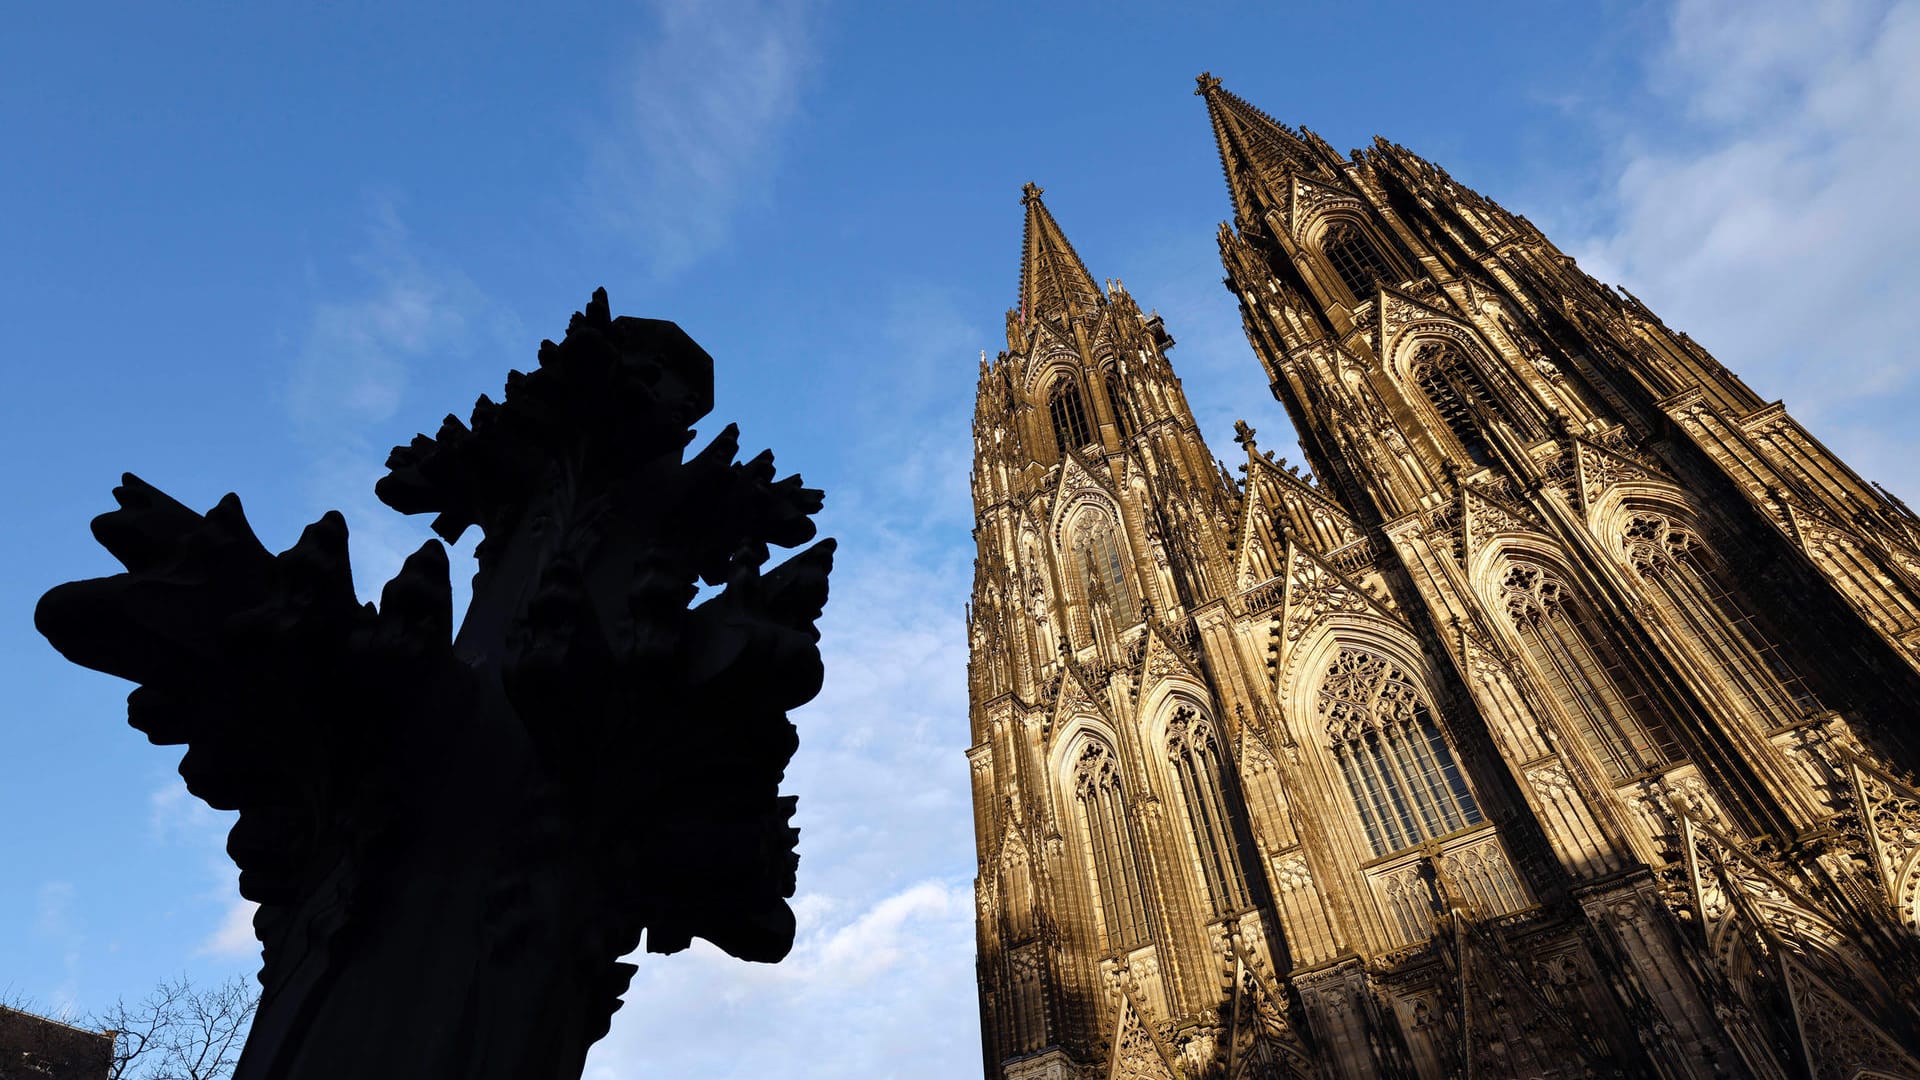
left=1016, top=184, right=1103, bottom=329
left=1200, top=76, right=1326, bottom=220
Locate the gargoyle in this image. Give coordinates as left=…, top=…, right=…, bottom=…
left=37, top=289, right=833, bottom=1079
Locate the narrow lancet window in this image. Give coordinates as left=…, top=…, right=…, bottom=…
left=1074, top=741, right=1151, bottom=948
left=1622, top=514, right=1819, bottom=723
left=1105, top=369, right=1134, bottom=439
left=1050, top=378, right=1094, bottom=455
left=1075, top=519, right=1136, bottom=639
left=1411, top=340, right=1495, bottom=467
left=1317, top=649, right=1481, bottom=857
left=1166, top=706, right=1248, bottom=911
left=1321, top=220, right=1397, bottom=302
left=1500, top=563, right=1682, bottom=779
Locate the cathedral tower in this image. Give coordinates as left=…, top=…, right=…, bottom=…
left=968, top=79, right=1920, bottom=1079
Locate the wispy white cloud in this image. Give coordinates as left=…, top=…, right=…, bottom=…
left=35, top=882, right=75, bottom=940
left=1570, top=0, right=1920, bottom=490
left=144, top=778, right=258, bottom=967
left=287, top=202, right=485, bottom=435
left=285, top=201, right=500, bottom=602
left=581, top=0, right=821, bottom=274
left=148, top=775, right=226, bottom=844
left=35, top=883, right=82, bottom=1016
left=585, top=879, right=977, bottom=1079
left=196, top=897, right=261, bottom=961
left=584, top=284, right=984, bottom=1077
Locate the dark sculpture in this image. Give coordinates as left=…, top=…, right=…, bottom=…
left=36, top=290, right=834, bottom=1079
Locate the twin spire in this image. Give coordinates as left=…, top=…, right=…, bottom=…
left=1015, top=74, right=1316, bottom=326
left=1017, top=182, right=1104, bottom=328
left=1195, top=71, right=1329, bottom=222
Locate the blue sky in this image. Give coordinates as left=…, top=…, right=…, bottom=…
left=4, top=1, right=1916, bottom=1076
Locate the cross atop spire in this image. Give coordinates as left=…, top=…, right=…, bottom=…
left=1017, top=184, right=1103, bottom=328
left=1195, top=71, right=1222, bottom=96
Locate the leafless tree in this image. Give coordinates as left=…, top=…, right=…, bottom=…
left=90, top=974, right=256, bottom=1080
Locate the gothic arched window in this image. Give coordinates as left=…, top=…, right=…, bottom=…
left=1072, top=518, right=1136, bottom=643
left=1500, top=563, right=1682, bottom=779
left=1104, top=369, right=1134, bottom=439
left=1165, top=706, right=1248, bottom=912
left=1622, top=514, right=1819, bottom=723
left=1411, top=340, right=1495, bottom=468
left=1049, top=377, right=1094, bottom=455
left=1321, top=220, right=1397, bottom=302
left=1073, top=740, right=1151, bottom=948
left=1316, top=649, right=1482, bottom=857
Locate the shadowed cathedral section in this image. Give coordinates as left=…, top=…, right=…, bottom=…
left=965, top=77, right=1920, bottom=1079
left=37, top=290, right=834, bottom=1080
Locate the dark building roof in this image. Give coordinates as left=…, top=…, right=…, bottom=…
left=0, top=1005, right=114, bottom=1080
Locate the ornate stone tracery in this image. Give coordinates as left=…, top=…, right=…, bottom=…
left=1315, top=649, right=1481, bottom=857
left=968, top=88, right=1920, bottom=1079
left=1074, top=739, right=1153, bottom=950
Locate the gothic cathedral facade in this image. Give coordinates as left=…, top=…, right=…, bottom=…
left=966, top=76, right=1920, bottom=1079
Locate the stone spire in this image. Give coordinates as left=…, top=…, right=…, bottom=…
left=1196, top=72, right=1338, bottom=223
left=1017, top=182, right=1104, bottom=329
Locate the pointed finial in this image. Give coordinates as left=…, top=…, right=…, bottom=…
left=1020, top=182, right=1045, bottom=205
left=1195, top=71, right=1222, bottom=96
left=1233, top=419, right=1257, bottom=449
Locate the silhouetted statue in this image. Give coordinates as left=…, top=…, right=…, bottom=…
left=36, top=289, right=833, bottom=1079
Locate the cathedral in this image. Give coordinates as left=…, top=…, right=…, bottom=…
left=964, top=75, right=1920, bottom=1079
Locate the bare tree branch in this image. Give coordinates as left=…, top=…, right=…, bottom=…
left=89, top=974, right=256, bottom=1080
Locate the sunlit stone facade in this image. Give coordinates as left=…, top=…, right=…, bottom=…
left=965, top=76, right=1920, bottom=1078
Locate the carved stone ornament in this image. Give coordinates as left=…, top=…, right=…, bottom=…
left=36, top=290, right=834, bottom=1080
left=1279, top=547, right=1374, bottom=643
left=1574, top=439, right=1655, bottom=509
left=1462, top=488, right=1538, bottom=558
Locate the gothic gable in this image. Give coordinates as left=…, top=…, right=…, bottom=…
left=1242, top=450, right=1357, bottom=558
left=1289, top=175, right=1367, bottom=240
left=1433, top=916, right=1614, bottom=1078
left=1375, top=282, right=1467, bottom=363
left=1051, top=446, right=1123, bottom=545
left=1779, top=951, right=1920, bottom=1080
left=1571, top=436, right=1666, bottom=514
left=1677, top=815, right=1919, bottom=1076
left=1108, top=989, right=1183, bottom=1080
left=1222, top=942, right=1315, bottom=1079
left=1052, top=664, right=1113, bottom=739
left=1848, top=758, right=1920, bottom=928
left=1232, top=500, right=1271, bottom=592
left=1019, top=326, right=1082, bottom=386
left=1135, top=623, right=1207, bottom=711
left=1780, top=496, right=1856, bottom=554
left=1460, top=486, right=1546, bottom=563
left=1275, top=542, right=1395, bottom=667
